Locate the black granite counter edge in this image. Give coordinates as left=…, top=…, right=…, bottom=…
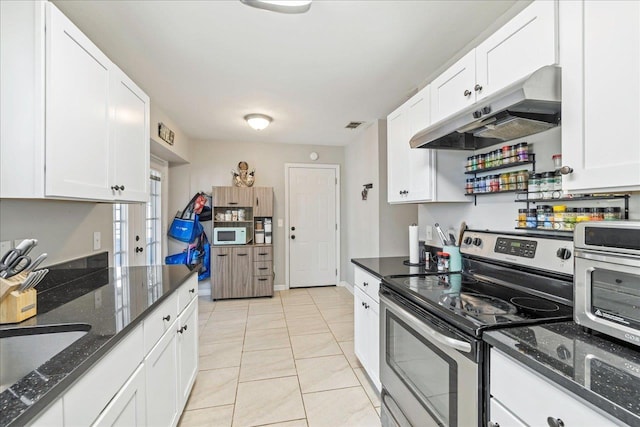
left=350, top=259, right=384, bottom=279
left=5, top=269, right=199, bottom=427
left=484, top=332, right=639, bottom=427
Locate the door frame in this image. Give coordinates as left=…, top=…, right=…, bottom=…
left=284, top=163, right=341, bottom=289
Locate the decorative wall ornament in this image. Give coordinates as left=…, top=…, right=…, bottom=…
left=232, top=161, right=255, bottom=187
left=158, top=122, right=174, bottom=145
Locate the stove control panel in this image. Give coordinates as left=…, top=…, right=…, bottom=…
left=494, top=238, right=537, bottom=258
left=460, top=230, right=573, bottom=276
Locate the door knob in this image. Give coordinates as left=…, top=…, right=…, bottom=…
left=135, top=247, right=143, bottom=253
left=291, top=235, right=296, bottom=240
left=291, top=226, right=296, bottom=231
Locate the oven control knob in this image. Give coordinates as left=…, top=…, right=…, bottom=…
left=556, top=344, right=571, bottom=360
left=472, top=238, right=482, bottom=247
left=463, top=237, right=473, bottom=245
left=556, top=248, right=572, bottom=260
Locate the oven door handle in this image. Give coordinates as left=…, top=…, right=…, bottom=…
left=382, top=294, right=472, bottom=353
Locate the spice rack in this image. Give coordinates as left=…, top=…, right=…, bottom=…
left=464, top=151, right=536, bottom=206
left=514, top=194, right=630, bottom=232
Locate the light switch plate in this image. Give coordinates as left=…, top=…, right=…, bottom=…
left=426, top=226, right=433, bottom=241
left=93, top=232, right=101, bottom=250
left=277, top=219, right=283, bottom=228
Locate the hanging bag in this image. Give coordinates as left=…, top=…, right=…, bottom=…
left=168, top=193, right=205, bottom=243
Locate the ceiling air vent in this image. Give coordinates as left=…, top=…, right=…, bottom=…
left=345, top=121, right=364, bottom=129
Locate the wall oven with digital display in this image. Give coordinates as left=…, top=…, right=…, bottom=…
left=574, top=221, right=640, bottom=347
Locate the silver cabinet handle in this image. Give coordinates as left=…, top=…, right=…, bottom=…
left=464, top=89, right=472, bottom=97
left=559, top=166, right=573, bottom=175
left=474, top=84, right=483, bottom=91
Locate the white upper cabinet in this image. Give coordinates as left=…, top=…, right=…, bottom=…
left=387, top=85, right=434, bottom=204
left=0, top=1, right=149, bottom=202
left=111, top=67, right=150, bottom=202
left=430, top=51, right=476, bottom=124
left=560, top=0, right=640, bottom=193
left=45, top=3, right=113, bottom=200
left=476, top=0, right=557, bottom=101
left=429, top=0, right=557, bottom=125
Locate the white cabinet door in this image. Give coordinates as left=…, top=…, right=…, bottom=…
left=354, top=287, right=369, bottom=371
left=353, top=287, right=381, bottom=392
left=491, top=349, right=618, bottom=427
left=476, top=0, right=557, bottom=100
left=145, top=322, right=179, bottom=427
left=110, top=67, right=150, bottom=203
left=45, top=3, right=113, bottom=200
left=387, top=105, right=409, bottom=203
left=430, top=50, right=475, bottom=124
left=407, top=86, right=434, bottom=202
left=560, top=0, right=640, bottom=192
left=93, top=364, right=146, bottom=427
left=177, top=298, right=198, bottom=412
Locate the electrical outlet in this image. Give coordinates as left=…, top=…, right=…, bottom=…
left=0, top=240, right=13, bottom=255
left=426, top=226, right=433, bottom=241
left=93, top=232, right=101, bottom=250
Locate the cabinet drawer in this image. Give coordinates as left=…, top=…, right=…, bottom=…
left=491, top=349, right=618, bottom=426
left=177, top=273, right=198, bottom=314
left=354, top=267, right=380, bottom=303
left=253, top=261, right=273, bottom=277
left=63, top=324, right=144, bottom=426
left=253, top=246, right=273, bottom=261
left=143, top=292, right=178, bottom=355
left=253, top=276, right=273, bottom=297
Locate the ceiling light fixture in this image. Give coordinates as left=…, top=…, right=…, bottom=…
left=244, top=114, right=273, bottom=131
left=240, top=0, right=312, bottom=14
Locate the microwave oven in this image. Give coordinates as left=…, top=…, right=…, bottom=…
left=574, top=221, right=640, bottom=347
left=213, top=227, right=247, bottom=245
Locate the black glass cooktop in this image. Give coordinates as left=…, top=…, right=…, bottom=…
left=382, top=273, right=573, bottom=337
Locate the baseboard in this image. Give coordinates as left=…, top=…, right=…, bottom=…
left=198, top=279, right=211, bottom=297
left=274, top=284, right=286, bottom=291
left=339, top=280, right=354, bottom=295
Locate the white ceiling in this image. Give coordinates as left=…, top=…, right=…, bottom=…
left=53, top=0, right=523, bottom=146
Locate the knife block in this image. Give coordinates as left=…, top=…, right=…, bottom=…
left=0, top=273, right=37, bottom=324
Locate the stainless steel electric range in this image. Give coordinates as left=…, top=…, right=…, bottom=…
left=379, top=230, right=576, bottom=427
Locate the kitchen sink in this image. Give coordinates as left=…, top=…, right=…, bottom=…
left=0, top=324, right=90, bottom=393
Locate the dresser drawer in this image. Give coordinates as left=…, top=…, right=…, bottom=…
left=354, top=267, right=381, bottom=303
left=253, top=261, right=273, bottom=277
left=253, top=246, right=273, bottom=261
left=253, top=275, right=273, bottom=297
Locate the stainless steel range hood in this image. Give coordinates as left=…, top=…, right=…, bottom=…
left=410, top=66, right=561, bottom=150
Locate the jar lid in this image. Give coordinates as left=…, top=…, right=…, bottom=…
left=532, top=173, right=542, bottom=178
left=442, top=253, right=450, bottom=258
left=518, top=208, right=527, bottom=213
left=542, top=171, right=555, bottom=178
left=526, top=208, right=537, bottom=213
left=566, top=207, right=576, bottom=213
left=552, top=154, right=562, bottom=159
left=596, top=207, right=606, bottom=212
left=576, top=207, right=587, bottom=213
left=436, top=251, right=444, bottom=256
left=552, top=205, right=566, bottom=212
left=605, top=207, right=621, bottom=212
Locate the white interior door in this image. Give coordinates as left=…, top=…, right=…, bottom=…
left=287, top=166, right=338, bottom=288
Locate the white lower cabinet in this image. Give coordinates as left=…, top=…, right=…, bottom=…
left=177, top=299, right=199, bottom=413
left=354, top=286, right=381, bottom=392
left=490, top=349, right=619, bottom=427
left=27, top=400, right=63, bottom=427
left=92, top=364, right=146, bottom=427
left=145, top=318, right=179, bottom=427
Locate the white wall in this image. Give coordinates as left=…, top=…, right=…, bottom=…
left=150, top=103, right=191, bottom=164
left=418, top=127, right=640, bottom=244
left=343, top=120, right=417, bottom=285
left=0, top=199, right=113, bottom=266
left=177, top=139, right=346, bottom=288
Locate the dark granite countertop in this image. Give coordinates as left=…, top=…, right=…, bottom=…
left=485, top=322, right=640, bottom=426
left=351, top=256, right=433, bottom=278
left=0, top=263, right=197, bottom=427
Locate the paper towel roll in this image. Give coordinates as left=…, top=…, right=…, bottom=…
left=409, top=224, right=419, bottom=264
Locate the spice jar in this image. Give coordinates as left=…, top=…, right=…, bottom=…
left=552, top=205, right=566, bottom=230
left=526, top=209, right=538, bottom=229
left=564, top=208, right=576, bottom=230
left=437, top=252, right=450, bottom=272
left=552, top=154, right=562, bottom=171
left=466, top=156, right=473, bottom=172
left=516, top=170, right=529, bottom=191
left=477, top=153, right=485, bottom=170
left=516, top=142, right=529, bottom=162
left=576, top=208, right=590, bottom=223
left=541, top=172, right=555, bottom=199
left=528, top=173, right=541, bottom=199
left=553, top=170, right=563, bottom=192
left=465, top=178, right=474, bottom=194
left=537, top=205, right=553, bottom=229
left=490, top=174, right=500, bottom=192
left=604, top=207, right=622, bottom=221
left=495, top=149, right=503, bottom=167
left=590, top=207, right=605, bottom=221
left=499, top=173, right=510, bottom=192
left=518, top=209, right=527, bottom=228
left=502, top=145, right=512, bottom=164
left=508, top=172, right=517, bottom=191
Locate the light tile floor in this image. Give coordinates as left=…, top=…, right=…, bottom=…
left=179, top=286, right=381, bottom=427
